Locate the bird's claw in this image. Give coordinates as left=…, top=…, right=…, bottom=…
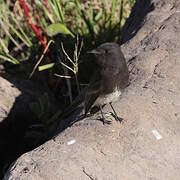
left=111, top=113, right=124, bottom=123
left=97, top=117, right=112, bottom=125
left=102, top=118, right=112, bottom=125
left=116, top=116, right=124, bottom=123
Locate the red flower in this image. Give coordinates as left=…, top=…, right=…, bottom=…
left=20, top=0, right=49, bottom=52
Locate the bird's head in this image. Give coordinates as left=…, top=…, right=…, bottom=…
left=87, top=43, right=122, bottom=64
left=87, top=43, right=126, bottom=74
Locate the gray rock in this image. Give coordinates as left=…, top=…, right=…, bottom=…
left=4, top=0, right=180, bottom=179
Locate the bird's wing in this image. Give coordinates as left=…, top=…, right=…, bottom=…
left=84, top=71, right=102, bottom=114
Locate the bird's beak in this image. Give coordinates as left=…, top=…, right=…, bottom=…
left=87, top=49, right=101, bottom=54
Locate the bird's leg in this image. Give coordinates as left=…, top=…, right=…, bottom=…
left=109, top=102, right=123, bottom=123
left=99, top=106, right=111, bottom=125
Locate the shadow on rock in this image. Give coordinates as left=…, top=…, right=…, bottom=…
left=0, top=74, right=57, bottom=179
left=120, top=0, right=154, bottom=44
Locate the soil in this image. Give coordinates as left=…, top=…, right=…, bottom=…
left=2, top=0, right=180, bottom=179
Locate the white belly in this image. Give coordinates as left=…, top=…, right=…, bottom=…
left=94, top=87, right=121, bottom=106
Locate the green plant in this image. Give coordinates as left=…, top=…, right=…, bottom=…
left=0, top=0, right=135, bottom=64
left=0, top=0, right=136, bottom=140
left=0, top=0, right=32, bottom=64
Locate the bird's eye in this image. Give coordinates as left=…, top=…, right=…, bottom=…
left=104, top=49, right=108, bottom=53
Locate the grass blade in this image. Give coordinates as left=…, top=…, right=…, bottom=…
left=0, top=52, right=19, bottom=64
left=46, top=23, right=75, bottom=37
left=38, top=63, right=55, bottom=71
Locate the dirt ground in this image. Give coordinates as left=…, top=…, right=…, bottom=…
left=3, top=0, right=180, bottom=179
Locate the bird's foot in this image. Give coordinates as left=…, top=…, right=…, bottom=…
left=101, top=118, right=112, bottom=125
left=111, top=113, right=124, bottom=123
left=103, top=112, right=113, bottom=117
left=97, top=116, right=111, bottom=125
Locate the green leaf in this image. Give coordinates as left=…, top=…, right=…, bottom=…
left=95, top=9, right=103, bottom=22
left=38, top=63, right=55, bottom=71
left=0, top=52, right=19, bottom=64
left=46, top=23, right=75, bottom=37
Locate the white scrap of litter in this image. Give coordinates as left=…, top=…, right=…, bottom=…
left=67, top=139, right=76, bottom=145
left=152, top=129, right=162, bottom=140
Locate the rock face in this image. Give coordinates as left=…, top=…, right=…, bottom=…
left=3, top=0, right=180, bottom=179
left=0, top=77, right=21, bottom=123
left=0, top=75, right=52, bottom=179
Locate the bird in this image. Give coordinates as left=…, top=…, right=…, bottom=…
left=53, top=42, right=129, bottom=129
left=84, top=42, right=129, bottom=123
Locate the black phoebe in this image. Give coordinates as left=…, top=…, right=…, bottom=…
left=53, top=43, right=129, bottom=128
left=85, top=42, right=129, bottom=123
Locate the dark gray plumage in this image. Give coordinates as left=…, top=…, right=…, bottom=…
left=85, top=43, right=129, bottom=122
left=55, top=42, right=129, bottom=128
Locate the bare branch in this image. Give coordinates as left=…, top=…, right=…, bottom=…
left=54, top=74, right=72, bottom=79
left=60, top=61, right=75, bottom=73
left=61, top=42, right=75, bottom=65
